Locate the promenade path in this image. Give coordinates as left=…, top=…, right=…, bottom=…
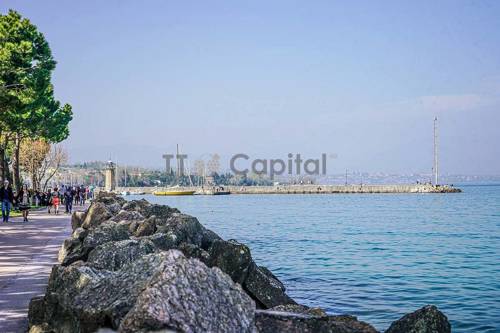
left=0, top=207, right=78, bottom=333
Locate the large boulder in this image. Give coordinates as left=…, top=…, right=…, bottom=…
left=208, top=239, right=296, bottom=308
left=121, top=200, right=179, bottom=219
left=208, top=239, right=253, bottom=284
left=155, top=213, right=205, bottom=246
left=60, top=222, right=130, bottom=266
left=81, top=202, right=113, bottom=229
left=178, top=242, right=211, bottom=265
left=134, top=216, right=157, bottom=237
left=109, top=210, right=145, bottom=223
left=385, top=305, right=451, bottom=333
left=244, top=262, right=296, bottom=308
left=200, top=228, right=222, bottom=250
left=41, top=263, right=114, bottom=332
left=94, top=192, right=127, bottom=207
left=58, top=228, right=89, bottom=264
left=71, top=211, right=86, bottom=231
left=119, top=251, right=255, bottom=333
left=87, top=239, right=157, bottom=271
left=255, top=310, right=378, bottom=333
left=142, top=232, right=178, bottom=251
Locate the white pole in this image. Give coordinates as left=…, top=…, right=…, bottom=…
left=434, top=117, right=439, bottom=186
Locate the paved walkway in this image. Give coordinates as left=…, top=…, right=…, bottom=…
left=0, top=208, right=77, bottom=333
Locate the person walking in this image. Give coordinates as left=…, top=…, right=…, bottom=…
left=64, top=187, right=74, bottom=214
left=16, top=184, right=31, bottom=222
left=52, top=188, right=60, bottom=215
left=74, top=186, right=79, bottom=206
left=0, top=180, right=14, bottom=223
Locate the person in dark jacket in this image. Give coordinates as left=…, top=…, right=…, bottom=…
left=64, top=187, right=74, bottom=214
left=0, top=180, right=14, bottom=223
left=16, top=184, right=31, bottom=222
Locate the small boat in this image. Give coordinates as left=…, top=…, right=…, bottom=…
left=153, top=186, right=195, bottom=196
left=213, top=190, right=230, bottom=195
left=120, top=191, right=131, bottom=196
left=130, top=190, right=146, bottom=195
left=213, top=186, right=230, bottom=195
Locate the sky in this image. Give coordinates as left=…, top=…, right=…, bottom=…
left=1, top=1, right=500, bottom=175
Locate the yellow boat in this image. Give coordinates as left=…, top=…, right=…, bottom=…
left=154, top=190, right=195, bottom=196
left=153, top=186, right=195, bottom=196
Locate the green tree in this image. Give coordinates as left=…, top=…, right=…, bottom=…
left=0, top=10, right=72, bottom=189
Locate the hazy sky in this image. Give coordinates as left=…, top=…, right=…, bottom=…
left=2, top=1, right=499, bottom=174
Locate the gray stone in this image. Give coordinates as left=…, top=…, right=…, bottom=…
left=28, top=296, right=45, bottom=327
left=71, top=211, right=86, bottom=231
left=60, top=222, right=130, bottom=266
left=119, top=250, right=255, bottom=333
left=178, top=242, right=211, bottom=265
left=87, top=239, right=157, bottom=271
left=142, top=233, right=177, bottom=251
left=270, top=304, right=327, bottom=317
left=134, top=217, right=157, bottom=237
left=109, top=210, right=145, bottom=223
left=200, top=228, right=222, bottom=250
left=255, top=310, right=378, bottom=333
left=155, top=213, right=205, bottom=246
left=208, top=239, right=253, bottom=284
left=385, top=305, right=451, bottom=333
left=82, top=202, right=113, bottom=229
left=244, top=262, right=296, bottom=308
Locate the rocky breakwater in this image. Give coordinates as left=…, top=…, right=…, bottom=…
left=28, top=192, right=452, bottom=333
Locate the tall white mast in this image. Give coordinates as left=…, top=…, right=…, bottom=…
left=433, top=117, right=438, bottom=186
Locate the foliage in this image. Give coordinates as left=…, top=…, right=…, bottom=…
left=0, top=10, right=72, bottom=189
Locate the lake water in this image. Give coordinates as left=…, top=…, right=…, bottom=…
left=135, top=185, right=500, bottom=332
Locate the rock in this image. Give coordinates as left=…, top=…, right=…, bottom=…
left=58, top=227, right=88, bottom=264
left=83, top=222, right=130, bottom=249
left=259, top=265, right=286, bottom=291
left=82, top=202, right=113, bottom=229
left=270, top=304, right=327, bottom=317
left=255, top=310, right=378, bottom=333
left=200, top=228, right=222, bottom=250
left=121, top=199, right=151, bottom=214
left=109, top=209, right=145, bottom=223
left=134, top=217, right=157, bottom=237
left=71, top=211, right=86, bottom=231
left=143, top=203, right=180, bottom=219
left=87, top=239, right=157, bottom=271
left=41, top=264, right=113, bottom=332
left=28, top=296, right=46, bottom=327
left=70, top=254, right=168, bottom=329
left=244, top=262, right=296, bottom=308
left=385, top=305, right=451, bottom=333
left=155, top=213, right=205, bottom=246
left=208, top=239, right=253, bottom=284
left=119, top=250, right=255, bottom=333
left=60, top=222, right=130, bottom=266
left=94, top=192, right=127, bottom=207
left=28, top=323, right=54, bottom=333
left=178, top=242, right=211, bottom=265
left=122, top=200, right=179, bottom=219
left=142, top=232, right=177, bottom=251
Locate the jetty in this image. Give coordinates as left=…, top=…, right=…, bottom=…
left=115, top=183, right=461, bottom=195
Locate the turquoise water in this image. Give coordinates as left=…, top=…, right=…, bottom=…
left=136, top=185, right=500, bottom=332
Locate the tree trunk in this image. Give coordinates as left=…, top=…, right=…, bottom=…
left=12, top=134, right=21, bottom=191
left=0, top=135, right=12, bottom=183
